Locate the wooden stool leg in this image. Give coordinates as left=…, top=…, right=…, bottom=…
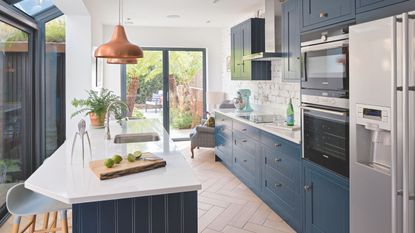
left=29, top=215, right=36, bottom=233
left=59, top=210, right=68, bottom=233
left=11, top=216, right=21, bottom=233
left=43, top=213, right=50, bottom=230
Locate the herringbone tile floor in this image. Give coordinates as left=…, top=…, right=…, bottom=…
left=0, top=143, right=295, bottom=233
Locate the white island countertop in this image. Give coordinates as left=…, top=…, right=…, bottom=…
left=25, top=119, right=201, bottom=204
left=215, top=109, right=301, bottom=144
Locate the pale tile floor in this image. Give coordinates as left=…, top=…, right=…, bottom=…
left=0, top=143, right=296, bottom=233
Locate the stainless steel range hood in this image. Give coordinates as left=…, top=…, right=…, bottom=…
left=243, top=0, right=283, bottom=61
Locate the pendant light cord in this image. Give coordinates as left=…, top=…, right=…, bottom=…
left=118, top=0, right=123, bottom=25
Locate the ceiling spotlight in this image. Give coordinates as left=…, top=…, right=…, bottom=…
left=166, top=15, right=181, bottom=19
left=206, top=20, right=211, bottom=24
left=213, top=0, right=220, bottom=3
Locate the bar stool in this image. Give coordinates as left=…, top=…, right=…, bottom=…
left=6, top=183, right=72, bottom=233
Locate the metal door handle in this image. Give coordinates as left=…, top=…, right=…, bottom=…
left=242, top=128, right=247, bottom=131
left=319, top=12, right=328, bottom=18
left=275, top=158, right=282, bottom=162
left=304, top=184, right=313, bottom=192
left=301, top=105, right=348, bottom=116
left=275, top=143, right=282, bottom=148
left=242, top=140, right=247, bottom=143
left=243, top=159, right=247, bottom=162
left=275, top=183, right=282, bottom=188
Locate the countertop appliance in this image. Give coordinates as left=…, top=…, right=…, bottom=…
left=233, top=89, right=253, bottom=112
left=300, top=27, right=350, bottom=177
left=349, top=12, right=415, bottom=233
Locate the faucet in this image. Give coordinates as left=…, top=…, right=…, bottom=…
left=105, top=101, right=129, bottom=140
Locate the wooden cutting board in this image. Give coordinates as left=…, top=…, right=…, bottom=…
left=89, top=152, right=167, bottom=180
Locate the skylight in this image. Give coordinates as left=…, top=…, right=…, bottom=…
left=13, top=0, right=54, bottom=16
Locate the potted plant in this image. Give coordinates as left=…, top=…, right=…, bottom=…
left=71, top=88, right=126, bottom=127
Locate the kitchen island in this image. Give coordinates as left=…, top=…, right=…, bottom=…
left=25, top=119, right=201, bottom=233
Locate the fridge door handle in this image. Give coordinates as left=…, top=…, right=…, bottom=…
left=391, top=15, right=399, bottom=233
left=402, top=12, right=410, bottom=233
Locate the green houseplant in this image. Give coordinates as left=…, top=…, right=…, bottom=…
left=71, top=88, right=125, bottom=127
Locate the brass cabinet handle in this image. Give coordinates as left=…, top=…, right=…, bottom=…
left=320, top=12, right=328, bottom=18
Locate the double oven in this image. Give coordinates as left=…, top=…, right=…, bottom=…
left=300, top=27, right=350, bottom=177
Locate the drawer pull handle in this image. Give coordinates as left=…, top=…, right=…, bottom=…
left=275, top=183, right=282, bottom=188
left=242, top=140, right=247, bottom=143
left=221, top=119, right=225, bottom=121
left=320, top=12, right=328, bottom=18
left=304, top=184, right=313, bottom=192
left=275, top=158, right=282, bottom=162
left=275, top=143, right=282, bottom=148
left=242, top=129, right=247, bottom=131
left=243, top=159, right=248, bottom=162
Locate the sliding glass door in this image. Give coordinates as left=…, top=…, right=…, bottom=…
left=123, top=48, right=206, bottom=140
left=0, top=19, right=33, bottom=220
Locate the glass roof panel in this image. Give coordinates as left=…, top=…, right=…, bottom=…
left=14, top=0, right=54, bottom=16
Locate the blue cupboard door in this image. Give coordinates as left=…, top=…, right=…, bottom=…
left=356, top=0, right=409, bottom=13
left=282, top=0, right=301, bottom=81
left=302, top=0, right=355, bottom=31
left=303, top=161, right=349, bottom=233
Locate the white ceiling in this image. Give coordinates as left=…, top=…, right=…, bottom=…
left=82, top=0, right=264, bottom=28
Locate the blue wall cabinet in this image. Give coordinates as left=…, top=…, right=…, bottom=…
left=230, top=18, right=271, bottom=81
left=282, top=0, right=301, bottom=81
left=356, top=0, right=409, bottom=13
left=301, top=0, right=355, bottom=32
left=303, top=161, right=349, bottom=233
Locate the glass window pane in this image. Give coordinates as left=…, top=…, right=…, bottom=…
left=0, top=20, right=29, bottom=212
left=169, top=51, right=204, bottom=139
left=45, top=15, right=65, bottom=157
left=125, top=50, right=164, bottom=124
left=14, top=0, right=54, bottom=16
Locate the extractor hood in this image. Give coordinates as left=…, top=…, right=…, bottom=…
left=243, top=0, right=283, bottom=61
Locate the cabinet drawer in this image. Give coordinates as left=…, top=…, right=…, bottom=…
left=216, top=127, right=232, bottom=140
left=215, top=113, right=232, bottom=131
left=234, top=131, right=259, bottom=155
left=215, top=135, right=233, bottom=165
left=264, top=166, right=298, bottom=208
left=263, top=146, right=300, bottom=192
left=260, top=131, right=301, bottom=160
left=233, top=121, right=260, bottom=141
left=302, top=0, right=355, bottom=31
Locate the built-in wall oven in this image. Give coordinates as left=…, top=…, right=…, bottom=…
left=301, top=26, right=350, bottom=178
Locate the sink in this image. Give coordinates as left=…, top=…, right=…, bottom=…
left=113, top=132, right=160, bottom=144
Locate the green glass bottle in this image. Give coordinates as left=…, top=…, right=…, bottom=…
left=286, top=98, right=294, bottom=126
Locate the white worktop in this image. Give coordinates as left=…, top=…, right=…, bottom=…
left=25, top=119, right=201, bottom=204
left=215, top=109, right=301, bottom=144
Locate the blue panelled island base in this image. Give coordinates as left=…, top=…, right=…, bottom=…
left=73, top=191, right=198, bottom=233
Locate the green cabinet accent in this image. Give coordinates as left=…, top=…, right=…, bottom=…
left=301, top=0, right=355, bottom=32
left=282, top=0, right=301, bottom=81
left=230, top=18, right=271, bottom=81
left=303, top=160, right=349, bottom=233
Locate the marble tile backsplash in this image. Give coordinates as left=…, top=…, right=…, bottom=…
left=223, top=60, right=301, bottom=123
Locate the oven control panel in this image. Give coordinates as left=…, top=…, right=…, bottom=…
left=356, top=104, right=390, bottom=130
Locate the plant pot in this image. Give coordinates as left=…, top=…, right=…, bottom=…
left=89, top=112, right=105, bottom=128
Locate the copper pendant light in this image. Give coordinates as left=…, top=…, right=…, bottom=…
left=107, top=57, right=137, bottom=64
left=94, top=0, right=143, bottom=62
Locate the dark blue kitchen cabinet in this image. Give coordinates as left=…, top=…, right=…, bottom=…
left=261, top=132, right=302, bottom=232
left=230, top=18, right=271, bottom=80
left=303, top=160, right=349, bottom=233
left=301, top=0, right=355, bottom=32
left=356, top=0, right=409, bottom=13
left=282, top=0, right=301, bottom=81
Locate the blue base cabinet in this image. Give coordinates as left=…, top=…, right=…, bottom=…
left=302, top=160, right=349, bottom=233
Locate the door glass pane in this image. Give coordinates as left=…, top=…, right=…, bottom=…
left=168, top=51, right=204, bottom=139
left=14, top=0, right=54, bottom=16
left=0, top=21, right=29, bottom=211
left=125, top=51, right=164, bottom=124
left=45, top=15, right=65, bottom=157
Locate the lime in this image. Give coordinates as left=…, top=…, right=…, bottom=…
left=104, top=158, right=114, bottom=168
left=112, top=155, right=122, bottom=164
left=127, top=154, right=136, bottom=162
left=134, top=151, right=143, bottom=159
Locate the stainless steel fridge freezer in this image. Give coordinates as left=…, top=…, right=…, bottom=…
left=349, top=12, right=415, bottom=233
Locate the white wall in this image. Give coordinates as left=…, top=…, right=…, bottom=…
left=102, top=25, right=230, bottom=96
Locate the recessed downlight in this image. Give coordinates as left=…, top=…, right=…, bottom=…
left=166, top=14, right=181, bottom=19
